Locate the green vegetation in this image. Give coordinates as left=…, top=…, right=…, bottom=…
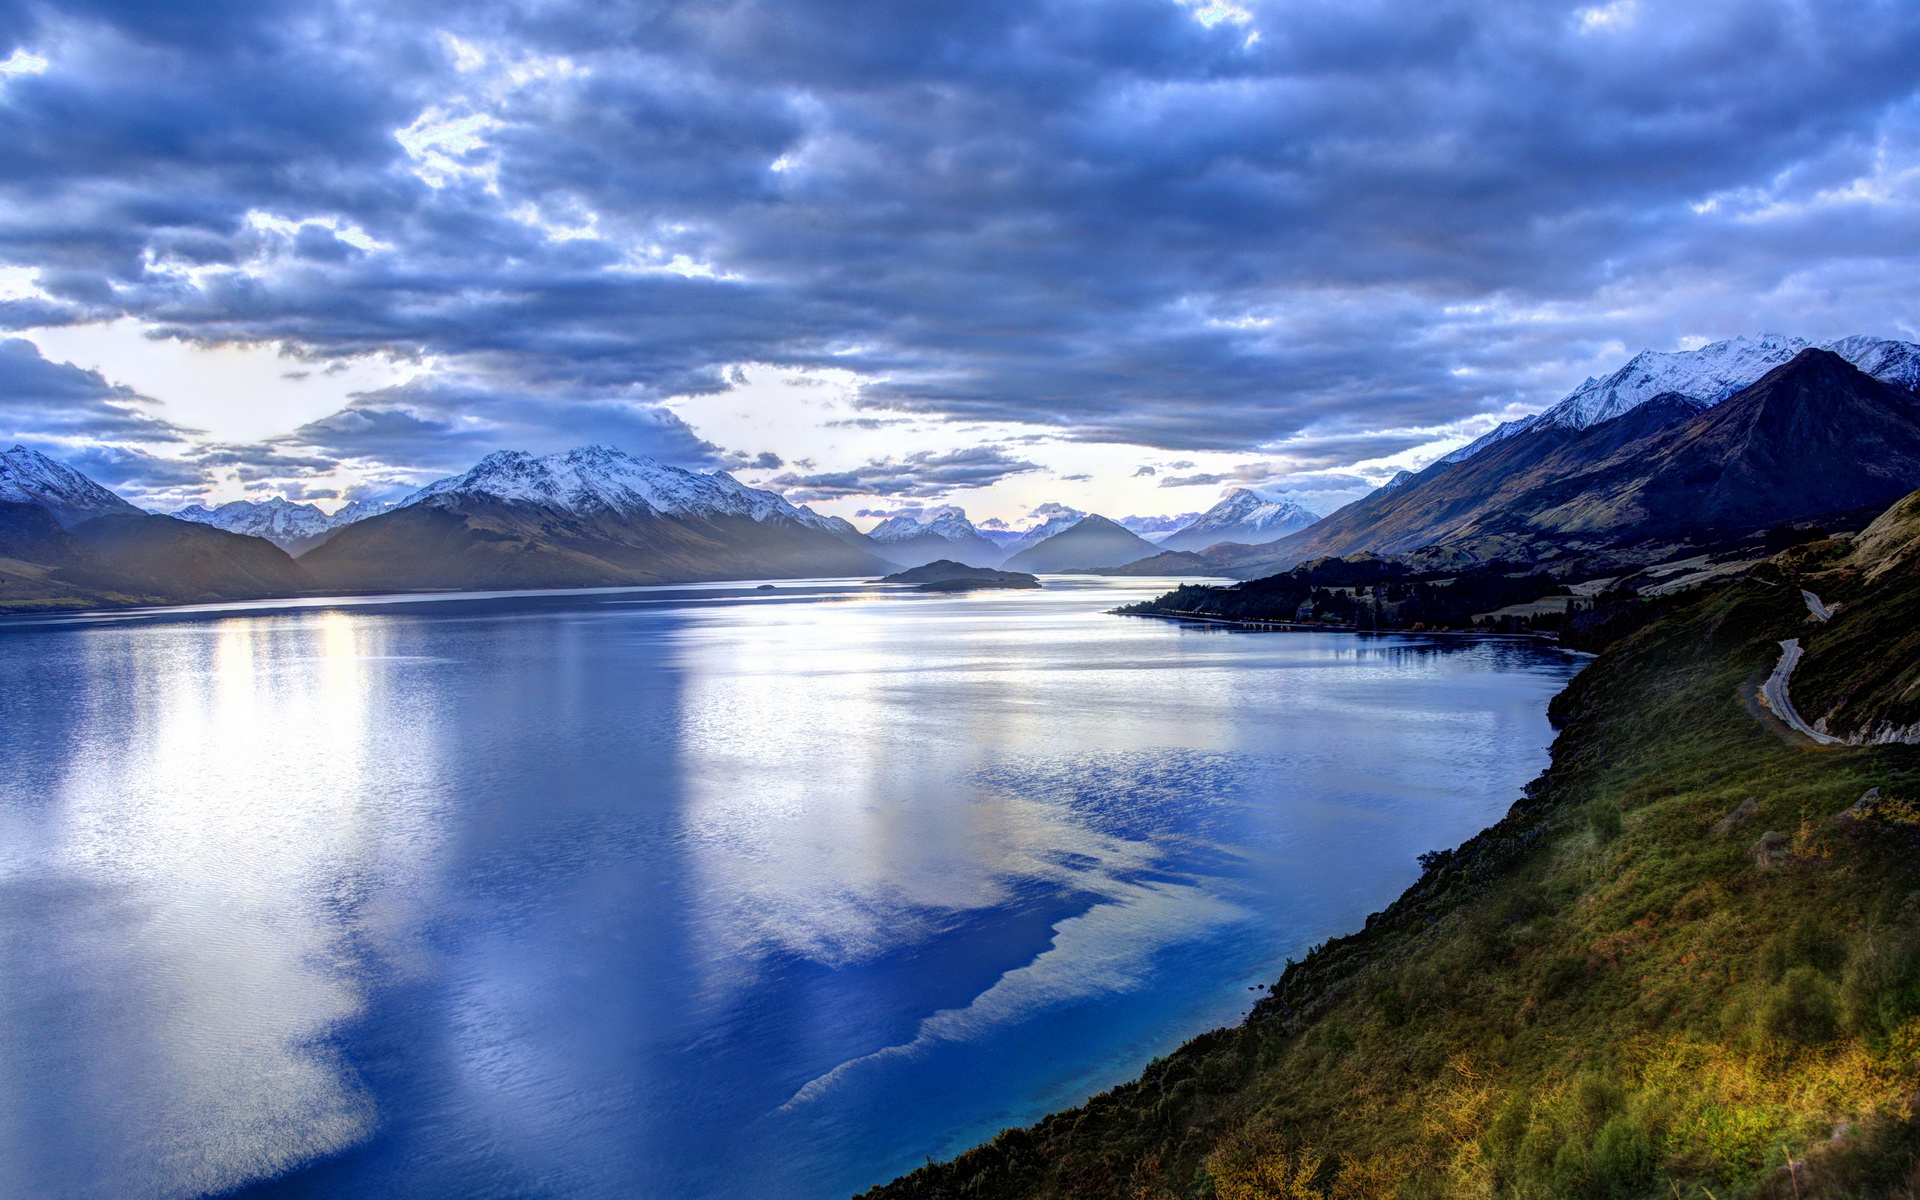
left=869, top=541, right=1920, bottom=1198
left=1115, top=556, right=1568, bottom=633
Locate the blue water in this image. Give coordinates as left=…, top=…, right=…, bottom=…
left=0, top=577, right=1582, bottom=1200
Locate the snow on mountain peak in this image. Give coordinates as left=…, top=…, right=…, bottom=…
left=0, top=444, right=140, bottom=525
left=171, top=495, right=394, bottom=546
left=868, top=505, right=983, bottom=544
left=1440, top=334, right=1920, bottom=465
left=401, top=445, right=835, bottom=530
left=1172, top=488, right=1320, bottom=540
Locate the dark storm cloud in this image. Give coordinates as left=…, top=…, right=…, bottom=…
left=767, top=446, right=1040, bottom=500
left=0, top=0, right=1917, bottom=468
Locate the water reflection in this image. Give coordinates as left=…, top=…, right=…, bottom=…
left=0, top=582, right=1582, bottom=1199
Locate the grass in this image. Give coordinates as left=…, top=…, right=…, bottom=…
left=863, top=577, right=1920, bottom=1199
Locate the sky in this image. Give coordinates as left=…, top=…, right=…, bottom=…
left=1, top=0, right=1918, bottom=528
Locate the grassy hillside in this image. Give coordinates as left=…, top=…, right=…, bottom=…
left=867, top=542, right=1920, bottom=1197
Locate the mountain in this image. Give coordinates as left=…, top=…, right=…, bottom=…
left=1443, top=333, right=1920, bottom=464
left=865, top=505, right=1003, bottom=567
left=0, top=451, right=318, bottom=609
left=1156, top=489, right=1320, bottom=553
left=1000, top=514, right=1161, bottom=573
left=70, top=514, right=317, bottom=600
left=0, top=445, right=143, bottom=526
left=1117, top=512, right=1201, bottom=542
left=173, top=496, right=392, bottom=553
left=1245, top=350, right=1920, bottom=571
left=298, top=446, right=896, bottom=592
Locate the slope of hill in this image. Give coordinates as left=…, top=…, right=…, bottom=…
left=1000, top=515, right=1161, bottom=572
left=70, top=514, right=317, bottom=601
left=1239, top=351, right=1920, bottom=575
left=1158, top=490, right=1320, bottom=553
left=870, top=488, right=1920, bottom=1200
left=300, top=446, right=894, bottom=591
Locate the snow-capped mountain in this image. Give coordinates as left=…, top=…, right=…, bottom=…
left=330, top=499, right=395, bottom=526
left=999, top=504, right=1087, bottom=554
left=303, top=445, right=894, bottom=592
left=868, top=505, right=979, bottom=545
left=171, top=496, right=388, bottom=552
left=1377, top=469, right=1415, bottom=492
left=402, top=446, right=848, bottom=534
left=865, top=505, right=1002, bottom=566
left=1159, top=489, right=1321, bottom=552
left=1118, top=512, right=1201, bottom=543
left=0, top=444, right=142, bottom=527
left=1442, top=334, right=1920, bottom=464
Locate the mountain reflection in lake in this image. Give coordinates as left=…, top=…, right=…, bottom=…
left=0, top=579, right=1582, bottom=1199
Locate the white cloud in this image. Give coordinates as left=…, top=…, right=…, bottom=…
left=0, top=50, right=48, bottom=77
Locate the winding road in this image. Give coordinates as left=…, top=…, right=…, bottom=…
left=1756, top=588, right=1841, bottom=745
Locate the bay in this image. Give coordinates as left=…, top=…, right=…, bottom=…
left=0, top=577, right=1582, bottom=1199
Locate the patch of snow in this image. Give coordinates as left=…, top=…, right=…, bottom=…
left=401, top=445, right=843, bottom=532
left=0, top=444, right=141, bottom=524
left=1443, top=334, right=1920, bottom=464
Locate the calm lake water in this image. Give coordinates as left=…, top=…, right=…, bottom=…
left=0, top=577, right=1582, bottom=1200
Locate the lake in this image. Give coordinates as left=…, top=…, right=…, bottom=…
left=0, top=577, right=1583, bottom=1199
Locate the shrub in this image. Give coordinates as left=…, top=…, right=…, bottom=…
left=1761, top=966, right=1840, bottom=1045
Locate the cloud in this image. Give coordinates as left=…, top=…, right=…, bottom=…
left=0, top=337, right=195, bottom=443
left=0, top=0, right=1916, bottom=493
left=276, top=377, right=721, bottom=478
left=766, top=445, right=1040, bottom=501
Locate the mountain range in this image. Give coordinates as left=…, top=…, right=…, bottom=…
left=1441, top=333, right=1920, bottom=464
left=299, top=447, right=893, bottom=591
left=8, top=332, right=1920, bottom=610
left=172, top=496, right=393, bottom=553
left=1226, top=348, right=1920, bottom=574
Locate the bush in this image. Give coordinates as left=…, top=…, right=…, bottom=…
left=1761, top=966, right=1841, bottom=1045
left=1588, top=1112, right=1657, bottom=1199
left=1759, top=913, right=1847, bottom=982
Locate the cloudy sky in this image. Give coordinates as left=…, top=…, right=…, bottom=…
left=1, top=0, right=1917, bottom=526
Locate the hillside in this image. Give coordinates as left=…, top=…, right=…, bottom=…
left=868, top=491, right=1920, bottom=1199
left=1235, top=351, right=1920, bottom=575
left=1003, top=515, right=1160, bottom=572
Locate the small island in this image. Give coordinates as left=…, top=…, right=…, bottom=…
left=878, top=559, right=1043, bottom=592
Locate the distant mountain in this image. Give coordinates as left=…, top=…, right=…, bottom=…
left=1001, top=515, right=1161, bottom=573
left=1118, top=512, right=1201, bottom=543
left=299, top=446, right=896, bottom=592
left=1377, top=470, right=1415, bottom=492
left=1157, top=490, right=1320, bottom=553
left=173, top=496, right=393, bottom=553
left=866, top=505, right=1003, bottom=567
left=0, top=445, right=143, bottom=527
left=1241, top=350, right=1920, bottom=572
left=998, top=505, right=1087, bottom=555
left=1443, top=334, right=1920, bottom=464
